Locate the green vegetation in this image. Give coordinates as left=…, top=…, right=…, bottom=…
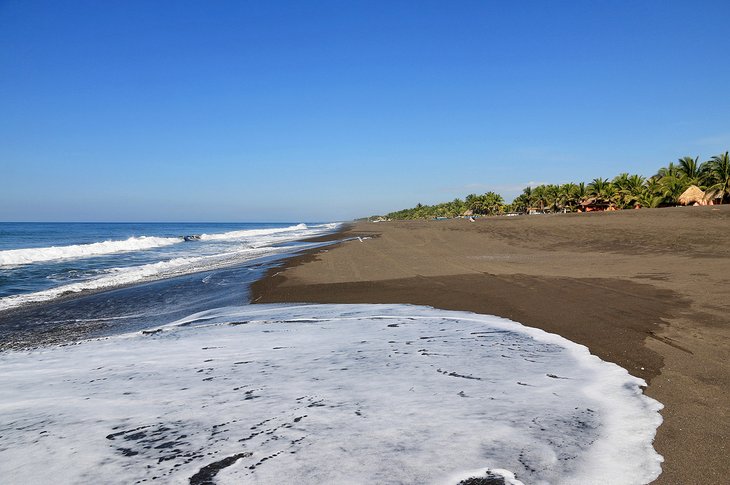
left=370, top=152, right=730, bottom=220
left=384, top=192, right=505, bottom=220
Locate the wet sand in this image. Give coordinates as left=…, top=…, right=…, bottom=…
left=252, top=206, right=730, bottom=484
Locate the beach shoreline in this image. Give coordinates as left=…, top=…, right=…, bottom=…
left=251, top=206, right=730, bottom=484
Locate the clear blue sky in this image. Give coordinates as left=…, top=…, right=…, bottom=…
left=1, top=0, right=729, bottom=221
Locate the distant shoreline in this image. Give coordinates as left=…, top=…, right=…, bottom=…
left=252, top=205, right=730, bottom=484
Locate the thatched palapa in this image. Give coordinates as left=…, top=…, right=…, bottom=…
left=678, top=185, right=708, bottom=206
left=579, top=198, right=614, bottom=212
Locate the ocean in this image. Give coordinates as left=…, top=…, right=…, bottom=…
left=0, top=222, right=664, bottom=484
left=0, top=222, right=339, bottom=347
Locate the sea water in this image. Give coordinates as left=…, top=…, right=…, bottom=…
left=0, top=222, right=339, bottom=346
left=0, top=223, right=664, bottom=484
left=0, top=222, right=339, bottom=309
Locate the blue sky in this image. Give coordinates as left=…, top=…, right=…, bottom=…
left=1, top=0, right=729, bottom=221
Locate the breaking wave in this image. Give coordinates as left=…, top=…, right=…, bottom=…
left=0, top=246, right=295, bottom=312
left=0, top=222, right=342, bottom=311
left=0, top=224, right=339, bottom=267
left=0, top=236, right=181, bottom=267
left=199, top=223, right=309, bottom=241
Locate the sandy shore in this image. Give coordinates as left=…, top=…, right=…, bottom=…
left=253, top=206, right=730, bottom=484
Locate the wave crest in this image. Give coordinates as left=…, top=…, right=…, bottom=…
left=0, top=246, right=292, bottom=311
left=0, top=236, right=181, bottom=267
left=199, top=223, right=309, bottom=241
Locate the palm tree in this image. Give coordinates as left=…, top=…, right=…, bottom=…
left=512, top=192, right=530, bottom=213
left=677, top=156, right=704, bottom=185
left=522, top=186, right=533, bottom=200
left=558, top=183, right=579, bottom=212
left=588, top=177, right=609, bottom=195
left=465, top=194, right=480, bottom=213
left=657, top=175, right=687, bottom=205
left=637, top=187, right=664, bottom=208
left=587, top=178, right=615, bottom=205
left=449, top=198, right=466, bottom=217
left=655, top=162, right=680, bottom=178
left=626, top=174, right=646, bottom=208
left=480, top=192, right=505, bottom=215
left=704, top=151, right=730, bottom=203
left=612, top=173, right=646, bottom=208
left=603, top=183, right=619, bottom=207
left=512, top=186, right=533, bottom=213
left=612, top=173, right=632, bottom=209
left=543, top=184, right=560, bottom=212
left=653, top=159, right=692, bottom=205
left=532, top=185, right=548, bottom=212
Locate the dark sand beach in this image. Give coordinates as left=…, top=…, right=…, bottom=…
left=253, top=206, right=730, bottom=484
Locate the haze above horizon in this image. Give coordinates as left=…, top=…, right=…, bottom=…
left=2, top=0, right=729, bottom=222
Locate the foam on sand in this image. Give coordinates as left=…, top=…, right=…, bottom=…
left=0, top=304, right=663, bottom=484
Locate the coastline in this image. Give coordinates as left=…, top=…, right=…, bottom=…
left=251, top=206, right=730, bottom=484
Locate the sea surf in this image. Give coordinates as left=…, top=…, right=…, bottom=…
left=0, top=304, right=663, bottom=484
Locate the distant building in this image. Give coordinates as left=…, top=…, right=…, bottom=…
left=678, top=185, right=708, bottom=206
left=579, top=198, right=616, bottom=212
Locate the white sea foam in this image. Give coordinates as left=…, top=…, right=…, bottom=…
left=199, top=223, right=310, bottom=241
left=0, top=304, right=664, bottom=484
left=0, top=223, right=341, bottom=311
left=0, top=236, right=181, bottom=267
left=0, top=223, right=340, bottom=268
left=0, top=246, right=293, bottom=312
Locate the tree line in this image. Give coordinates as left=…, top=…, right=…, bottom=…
left=371, top=152, right=730, bottom=220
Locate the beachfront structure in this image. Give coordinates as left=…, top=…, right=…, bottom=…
left=678, top=185, right=711, bottom=206
left=579, top=198, right=616, bottom=212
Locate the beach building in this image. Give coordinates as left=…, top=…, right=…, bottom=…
left=677, top=185, right=725, bottom=206
left=678, top=185, right=710, bottom=206
left=579, top=198, right=616, bottom=212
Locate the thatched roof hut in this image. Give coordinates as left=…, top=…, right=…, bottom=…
left=580, top=198, right=613, bottom=211
left=678, top=185, right=707, bottom=206
left=462, top=209, right=474, bottom=216
left=580, top=197, right=597, bottom=206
